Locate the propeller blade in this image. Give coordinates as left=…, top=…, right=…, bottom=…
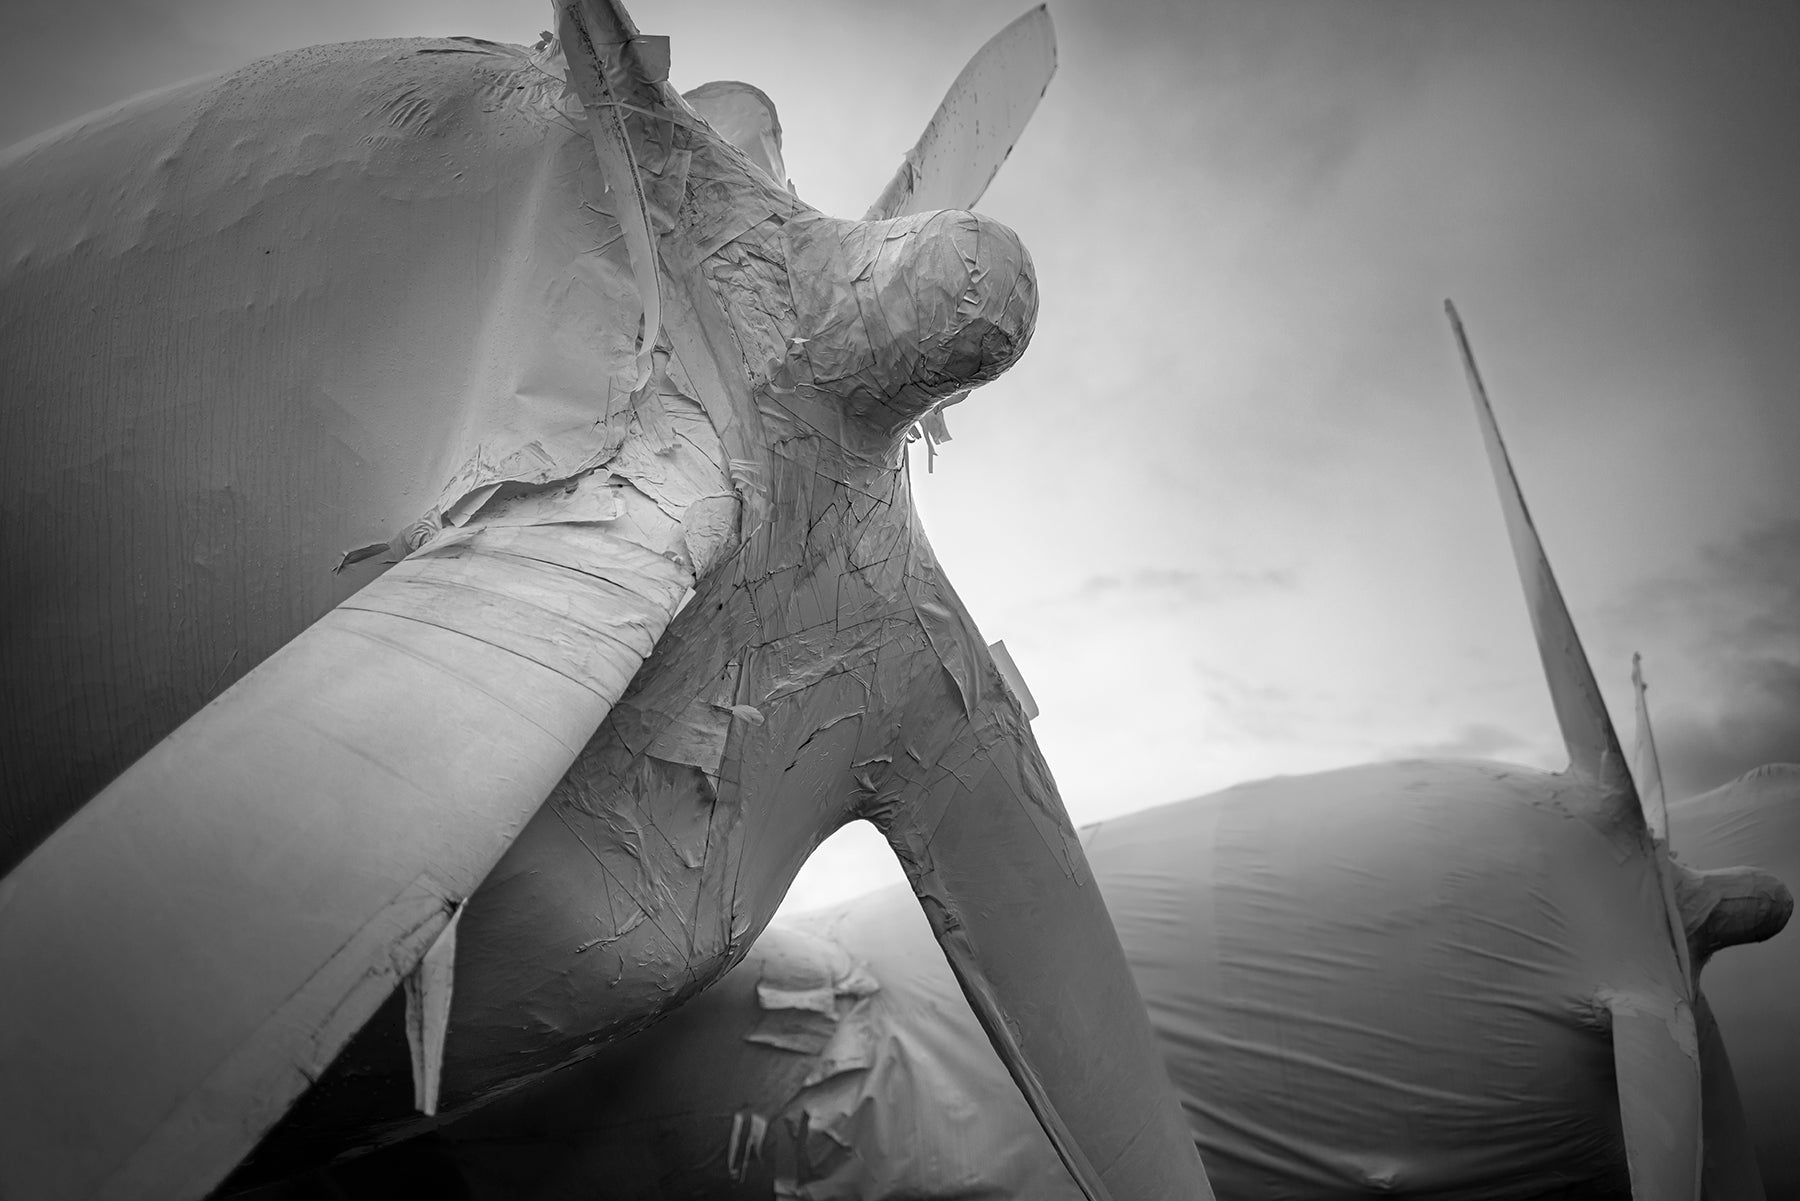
left=1609, top=995, right=1704, bottom=1201
left=558, top=0, right=668, bottom=392
left=1696, top=990, right=1770, bottom=1200
left=881, top=667, right=1217, bottom=1201
left=863, top=5, right=1057, bottom=221
left=0, top=4, right=724, bottom=1195
left=1449, top=306, right=1705, bottom=1198
left=1443, top=301, right=1639, bottom=827
left=0, top=528, right=694, bottom=1201
left=1632, top=651, right=1701, bottom=992
left=1446, top=304, right=1701, bottom=1010
left=1632, top=653, right=1671, bottom=846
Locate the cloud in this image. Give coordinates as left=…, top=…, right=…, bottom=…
left=1614, top=519, right=1800, bottom=798
left=1657, top=660, right=1800, bottom=800
left=1388, top=721, right=1529, bottom=762
left=1073, top=566, right=1299, bottom=605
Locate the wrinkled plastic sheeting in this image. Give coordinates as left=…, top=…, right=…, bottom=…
left=744, top=925, right=880, bottom=1056
left=365, top=58, right=1052, bottom=1155
left=753, top=762, right=1782, bottom=1199
left=0, top=36, right=737, bottom=872
left=684, top=81, right=788, bottom=188
left=790, top=763, right=1661, bottom=1199
left=283, top=759, right=1797, bottom=1199
left=251, top=895, right=1086, bottom=1201
left=1, top=20, right=1216, bottom=1201
left=747, top=897, right=1085, bottom=1201
left=780, top=210, right=1036, bottom=436
left=0, top=35, right=760, bottom=1195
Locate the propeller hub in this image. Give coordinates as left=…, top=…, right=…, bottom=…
left=1673, top=860, right=1794, bottom=969
left=882, top=209, right=1038, bottom=407
left=784, top=211, right=1037, bottom=438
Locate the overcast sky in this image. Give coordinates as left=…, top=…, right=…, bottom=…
left=7, top=0, right=1797, bottom=909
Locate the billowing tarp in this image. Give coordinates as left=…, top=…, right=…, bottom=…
left=0, top=38, right=645, bottom=866
left=232, top=759, right=1793, bottom=1199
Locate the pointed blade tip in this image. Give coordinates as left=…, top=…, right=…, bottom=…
left=1445, top=303, right=1642, bottom=829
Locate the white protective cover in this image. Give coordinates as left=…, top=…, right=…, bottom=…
left=0, top=22, right=1214, bottom=1201
left=269, top=759, right=1792, bottom=1200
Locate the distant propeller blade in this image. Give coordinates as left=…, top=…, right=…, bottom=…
left=1633, top=653, right=1697, bottom=992
left=1449, top=307, right=1706, bottom=1198
left=1610, top=996, right=1704, bottom=1201
left=1632, top=653, right=1671, bottom=845
left=863, top=5, right=1057, bottom=220
left=1696, top=990, right=1770, bottom=1201
left=1443, top=301, right=1640, bottom=828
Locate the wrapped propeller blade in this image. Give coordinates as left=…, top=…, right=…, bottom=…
left=1630, top=653, right=1695, bottom=989
left=1445, top=302, right=1703, bottom=1200
left=1444, top=301, right=1639, bottom=821
left=1696, top=992, right=1770, bottom=1201
left=1637, top=655, right=1789, bottom=1195
left=1609, top=997, right=1704, bottom=1201
left=1633, top=652, right=1672, bottom=846
left=864, top=5, right=1057, bottom=220
left=558, top=0, right=666, bottom=392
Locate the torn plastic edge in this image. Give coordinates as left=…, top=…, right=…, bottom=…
left=333, top=543, right=390, bottom=574
left=93, top=878, right=460, bottom=1201
left=756, top=984, right=838, bottom=1015
left=404, top=900, right=465, bottom=1117
left=911, top=389, right=967, bottom=473
left=728, top=1111, right=769, bottom=1183
left=334, top=512, right=448, bottom=575
left=986, top=640, right=1038, bottom=721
